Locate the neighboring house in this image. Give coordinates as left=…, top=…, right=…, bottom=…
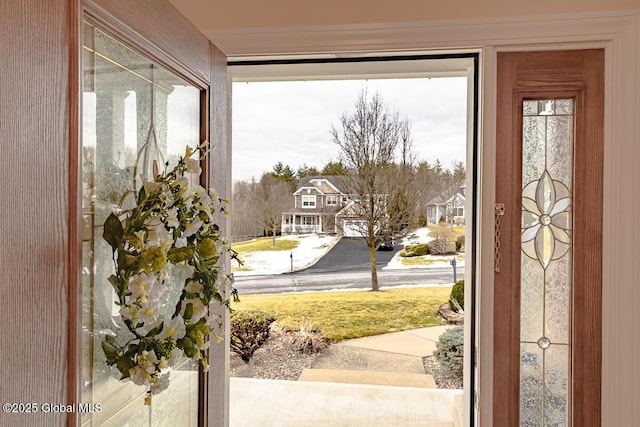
left=281, top=175, right=390, bottom=238
left=281, top=175, right=350, bottom=234
left=426, top=187, right=466, bottom=225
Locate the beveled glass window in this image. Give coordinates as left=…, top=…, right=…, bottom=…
left=81, top=21, right=201, bottom=425
left=520, top=99, right=574, bottom=426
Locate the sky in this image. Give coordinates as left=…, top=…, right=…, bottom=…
left=232, top=77, right=468, bottom=183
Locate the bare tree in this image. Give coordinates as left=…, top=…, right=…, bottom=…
left=331, top=90, right=416, bottom=291
left=231, top=179, right=264, bottom=240
left=386, top=121, right=421, bottom=234
left=256, top=173, right=293, bottom=246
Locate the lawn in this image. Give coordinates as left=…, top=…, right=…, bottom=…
left=231, top=286, right=451, bottom=341
left=401, top=254, right=465, bottom=267
left=232, top=237, right=299, bottom=253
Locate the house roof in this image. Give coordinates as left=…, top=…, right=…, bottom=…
left=294, top=175, right=349, bottom=195
left=426, top=192, right=466, bottom=206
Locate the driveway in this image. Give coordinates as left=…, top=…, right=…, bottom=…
left=298, top=237, right=400, bottom=274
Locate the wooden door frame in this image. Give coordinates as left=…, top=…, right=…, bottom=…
left=493, top=49, right=604, bottom=426
left=68, top=1, right=230, bottom=425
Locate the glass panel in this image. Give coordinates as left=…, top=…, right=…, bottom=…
left=544, top=258, right=571, bottom=345
left=522, top=116, right=546, bottom=186
left=523, top=100, right=539, bottom=116
left=521, top=256, right=544, bottom=343
left=546, top=116, right=573, bottom=187
left=544, top=345, right=570, bottom=427
left=520, top=343, right=544, bottom=427
left=520, top=99, right=574, bottom=426
left=81, top=21, right=201, bottom=426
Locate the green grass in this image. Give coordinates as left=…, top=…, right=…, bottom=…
left=231, top=286, right=451, bottom=341
left=232, top=237, right=299, bottom=253
left=401, top=254, right=465, bottom=267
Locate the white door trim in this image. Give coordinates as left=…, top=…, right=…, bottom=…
left=209, top=11, right=638, bottom=58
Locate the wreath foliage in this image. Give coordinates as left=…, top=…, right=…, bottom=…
left=101, top=143, right=235, bottom=405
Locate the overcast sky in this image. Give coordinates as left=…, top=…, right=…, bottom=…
left=231, top=77, right=468, bottom=182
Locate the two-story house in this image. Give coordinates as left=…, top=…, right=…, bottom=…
left=426, top=185, right=466, bottom=225
left=281, top=175, right=349, bottom=234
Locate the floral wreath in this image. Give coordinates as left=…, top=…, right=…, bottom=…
left=101, top=143, right=236, bottom=405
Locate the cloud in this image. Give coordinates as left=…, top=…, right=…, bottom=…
left=232, top=77, right=467, bottom=181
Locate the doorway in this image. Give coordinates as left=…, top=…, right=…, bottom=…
left=227, top=53, right=480, bottom=425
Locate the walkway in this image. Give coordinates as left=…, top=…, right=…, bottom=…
left=230, top=326, right=464, bottom=426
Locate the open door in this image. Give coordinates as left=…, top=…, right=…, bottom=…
left=493, top=50, right=603, bottom=426
left=75, top=1, right=229, bottom=425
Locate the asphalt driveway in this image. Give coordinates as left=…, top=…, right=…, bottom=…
left=298, top=237, right=400, bottom=274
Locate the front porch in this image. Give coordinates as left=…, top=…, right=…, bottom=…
left=230, top=378, right=463, bottom=427
left=282, top=212, right=336, bottom=235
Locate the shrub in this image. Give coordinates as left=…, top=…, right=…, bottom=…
left=418, top=214, right=428, bottom=227
left=280, top=318, right=329, bottom=355
left=400, top=243, right=429, bottom=257
left=230, top=310, right=276, bottom=362
left=433, top=326, right=464, bottom=378
left=455, top=235, right=465, bottom=252
left=428, top=240, right=457, bottom=255
left=449, top=280, right=464, bottom=312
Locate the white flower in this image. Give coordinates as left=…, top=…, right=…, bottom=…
left=138, top=303, right=161, bottom=328
left=120, top=304, right=139, bottom=322
left=128, top=272, right=157, bottom=302
left=167, top=347, right=184, bottom=365
left=129, top=350, right=159, bottom=386
left=129, top=365, right=150, bottom=386
left=159, top=184, right=174, bottom=207
left=181, top=298, right=208, bottom=323
left=157, top=316, right=186, bottom=341
left=185, top=158, right=201, bottom=174
left=150, top=372, right=171, bottom=395
left=185, top=280, right=203, bottom=294
left=143, top=180, right=162, bottom=194
left=165, top=207, right=180, bottom=229
left=173, top=262, right=195, bottom=283
left=192, top=185, right=211, bottom=204
left=183, top=217, right=203, bottom=238
left=174, top=176, right=190, bottom=198
left=146, top=224, right=171, bottom=250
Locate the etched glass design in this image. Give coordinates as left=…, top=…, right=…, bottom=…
left=520, top=99, right=573, bottom=426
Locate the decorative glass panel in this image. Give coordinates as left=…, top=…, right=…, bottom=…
left=81, top=21, right=201, bottom=425
left=520, top=99, right=574, bottom=426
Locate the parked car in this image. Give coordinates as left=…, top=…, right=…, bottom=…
left=377, top=237, right=395, bottom=251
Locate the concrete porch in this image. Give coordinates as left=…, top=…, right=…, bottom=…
left=230, top=326, right=464, bottom=426
left=230, top=378, right=463, bottom=427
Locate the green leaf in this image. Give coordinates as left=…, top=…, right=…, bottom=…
left=145, top=323, right=163, bottom=338
left=107, top=275, right=120, bottom=294
left=180, top=336, right=197, bottom=358
left=137, top=186, right=147, bottom=204
left=101, top=335, right=121, bottom=365
left=116, top=355, right=135, bottom=379
left=183, top=302, right=193, bottom=321
left=103, top=213, right=124, bottom=252
left=167, top=246, right=195, bottom=264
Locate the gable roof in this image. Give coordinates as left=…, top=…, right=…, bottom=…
left=294, top=175, right=349, bottom=195
left=427, top=192, right=465, bottom=206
